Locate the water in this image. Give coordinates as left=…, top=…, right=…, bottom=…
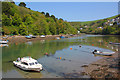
left=2, top=35, right=119, bottom=78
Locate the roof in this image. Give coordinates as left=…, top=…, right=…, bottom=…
left=21, top=57, right=37, bottom=63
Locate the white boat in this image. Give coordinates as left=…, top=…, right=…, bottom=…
left=40, top=35, right=45, bottom=38
left=0, top=44, right=9, bottom=47
left=13, top=57, right=42, bottom=72
left=93, top=50, right=115, bottom=56
left=0, top=40, right=8, bottom=44
left=56, top=37, right=60, bottom=39
left=109, top=42, right=120, bottom=45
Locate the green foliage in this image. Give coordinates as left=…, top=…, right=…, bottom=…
left=45, top=12, right=50, bottom=17
left=12, top=13, right=22, bottom=26
left=2, top=2, right=77, bottom=35
left=2, top=13, right=12, bottom=26
left=69, top=15, right=120, bottom=35
left=19, top=2, right=26, bottom=7
left=41, top=12, right=45, bottom=15
left=19, top=23, right=27, bottom=35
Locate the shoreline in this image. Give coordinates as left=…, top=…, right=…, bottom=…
left=83, top=51, right=120, bottom=79
left=1, top=34, right=120, bottom=79
left=2, top=34, right=79, bottom=44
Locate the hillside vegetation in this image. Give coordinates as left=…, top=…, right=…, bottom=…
left=2, top=2, right=77, bottom=35
left=69, top=15, right=120, bottom=35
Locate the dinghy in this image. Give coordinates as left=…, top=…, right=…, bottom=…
left=0, top=40, right=8, bottom=44
left=93, top=50, right=115, bottom=56
left=109, top=42, right=120, bottom=45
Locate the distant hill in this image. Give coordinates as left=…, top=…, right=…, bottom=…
left=69, top=15, right=120, bottom=35
left=2, top=2, right=77, bottom=35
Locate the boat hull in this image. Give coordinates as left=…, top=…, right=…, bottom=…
left=93, top=52, right=115, bottom=56
left=0, top=41, right=8, bottom=44
left=13, top=61, right=42, bottom=72
left=109, top=42, right=120, bottom=45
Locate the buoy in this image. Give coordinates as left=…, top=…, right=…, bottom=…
left=70, top=48, right=72, bottom=50
left=60, top=57, right=61, bottom=59
left=45, top=53, right=48, bottom=55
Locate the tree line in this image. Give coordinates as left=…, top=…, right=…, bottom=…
left=2, top=2, right=77, bottom=35
left=70, top=16, right=120, bottom=35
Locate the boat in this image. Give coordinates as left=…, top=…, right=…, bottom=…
left=0, top=40, right=8, bottom=44
left=32, top=36, right=36, bottom=38
left=25, top=36, right=32, bottom=39
left=60, top=35, right=65, bottom=38
left=56, top=37, right=60, bottom=40
left=109, top=42, right=120, bottom=45
left=13, top=57, right=42, bottom=72
left=93, top=50, right=115, bottom=56
left=0, top=44, right=9, bottom=47
left=40, top=35, right=45, bottom=38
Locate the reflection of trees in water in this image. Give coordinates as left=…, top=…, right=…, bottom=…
left=81, top=36, right=119, bottom=51
left=2, top=40, right=75, bottom=72
left=2, top=35, right=120, bottom=72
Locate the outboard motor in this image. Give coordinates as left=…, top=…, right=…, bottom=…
left=93, top=50, right=97, bottom=54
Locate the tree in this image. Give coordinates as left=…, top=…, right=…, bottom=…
left=49, top=22, right=56, bottom=35
left=51, top=15, right=56, bottom=22
left=19, top=2, right=26, bottom=7
left=2, top=13, right=12, bottom=26
left=45, top=12, right=50, bottom=17
left=41, top=12, right=45, bottom=15
left=12, top=13, right=22, bottom=26
left=19, top=23, right=27, bottom=35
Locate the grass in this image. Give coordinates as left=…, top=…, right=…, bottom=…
left=69, top=15, right=118, bottom=26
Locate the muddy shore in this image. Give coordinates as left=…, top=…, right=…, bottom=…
left=2, top=35, right=79, bottom=44
left=82, top=50, right=120, bottom=79
left=1, top=34, right=120, bottom=79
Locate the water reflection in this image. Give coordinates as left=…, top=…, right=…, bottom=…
left=2, top=35, right=120, bottom=78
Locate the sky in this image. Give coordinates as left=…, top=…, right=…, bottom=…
left=15, top=2, right=118, bottom=22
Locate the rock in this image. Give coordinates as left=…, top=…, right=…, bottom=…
left=81, top=65, right=88, bottom=67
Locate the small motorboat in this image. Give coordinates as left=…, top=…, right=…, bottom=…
left=0, top=44, right=9, bottom=47
left=60, top=35, right=65, bottom=38
left=32, top=36, right=36, bottom=38
left=109, top=42, right=120, bottom=45
left=92, top=50, right=115, bottom=56
left=25, top=36, right=32, bottom=39
left=0, top=40, right=8, bottom=44
left=56, top=37, right=60, bottom=40
left=13, top=57, right=42, bottom=72
left=40, top=35, right=46, bottom=38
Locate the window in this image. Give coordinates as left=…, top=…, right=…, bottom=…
left=29, top=63, right=34, bottom=66
left=22, top=62, right=28, bottom=65
left=35, top=62, right=38, bottom=64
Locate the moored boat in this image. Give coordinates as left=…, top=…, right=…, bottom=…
left=56, top=37, right=60, bottom=39
left=40, top=35, right=46, bottom=38
left=60, top=35, right=65, bottom=38
left=0, top=40, right=8, bottom=44
left=25, top=36, right=32, bottom=39
left=13, top=57, right=42, bottom=72
left=109, top=42, right=120, bottom=45
left=92, top=50, right=115, bottom=56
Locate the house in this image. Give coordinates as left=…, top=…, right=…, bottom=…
left=84, top=26, right=88, bottom=28
left=80, top=28, right=83, bottom=30
left=109, top=23, right=113, bottom=26
left=110, top=19, right=115, bottom=22
left=97, top=27, right=103, bottom=29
